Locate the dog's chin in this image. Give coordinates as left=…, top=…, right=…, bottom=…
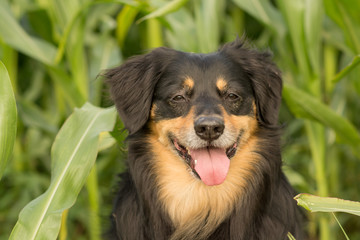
left=169, top=136, right=238, bottom=186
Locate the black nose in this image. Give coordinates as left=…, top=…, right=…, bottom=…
left=194, top=116, right=224, bottom=141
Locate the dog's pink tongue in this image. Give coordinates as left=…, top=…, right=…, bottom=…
left=190, top=148, right=230, bottom=186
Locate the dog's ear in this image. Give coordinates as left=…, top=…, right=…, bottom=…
left=105, top=47, right=175, bottom=134
left=220, top=40, right=282, bottom=127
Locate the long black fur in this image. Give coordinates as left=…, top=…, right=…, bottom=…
left=105, top=39, right=303, bottom=240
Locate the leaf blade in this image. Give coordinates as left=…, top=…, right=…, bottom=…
left=283, top=84, right=360, bottom=150
left=194, top=0, right=224, bottom=53
left=137, top=0, right=189, bottom=23
left=9, top=103, right=116, bottom=240
left=0, top=61, right=17, bottom=180
left=295, top=194, right=360, bottom=216
left=232, top=0, right=285, bottom=37
left=304, top=0, right=323, bottom=74
left=332, top=55, right=360, bottom=83
left=0, top=1, right=57, bottom=65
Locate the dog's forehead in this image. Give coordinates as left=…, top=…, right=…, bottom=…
left=158, top=52, right=251, bottom=92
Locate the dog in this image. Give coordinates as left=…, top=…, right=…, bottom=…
left=105, top=39, right=303, bottom=240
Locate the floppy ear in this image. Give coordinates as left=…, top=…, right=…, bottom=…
left=105, top=47, right=175, bottom=134
left=220, top=40, right=282, bottom=127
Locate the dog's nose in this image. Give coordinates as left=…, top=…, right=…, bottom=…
left=194, top=117, right=224, bottom=141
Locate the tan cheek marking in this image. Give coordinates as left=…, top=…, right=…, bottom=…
left=149, top=107, right=195, bottom=145
left=150, top=104, right=157, bottom=119
left=221, top=104, right=258, bottom=144
left=252, top=100, right=257, bottom=116
left=216, top=77, right=227, bottom=92
left=228, top=115, right=257, bottom=143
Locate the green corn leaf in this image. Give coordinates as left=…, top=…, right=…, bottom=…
left=66, top=18, right=88, bottom=101
left=86, top=165, right=101, bottom=240
left=144, top=15, right=164, bottom=49
left=295, top=194, right=360, bottom=217
left=53, top=2, right=89, bottom=64
left=332, top=213, right=350, bottom=240
left=17, top=100, right=58, bottom=134
left=194, top=0, right=224, bottom=53
left=54, top=0, right=135, bottom=63
left=287, top=232, right=296, bottom=240
left=277, top=0, right=311, bottom=81
left=89, top=34, right=122, bottom=104
left=48, top=0, right=88, bottom=100
left=9, top=103, right=117, bottom=240
left=98, top=132, right=116, bottom=152
left=137, top=0, right=189, bottom=23
left=117, top=5, right=139, bottom=48
left=47, top=66, right=86, bottom=108
left=333, top=55, right=360, bottom=83
left=283, top=84, right=360, bottom=149
left=0, top=61, right=17, bottom=180
left=324, top=0, right=360, bottom=53
left=304, top=0, right=323, bottom=75
left=232, top=0, right=286, bottom=38
left=165, top=8, right=198, bottom=52
left=0, top=1, right=57, bottom=66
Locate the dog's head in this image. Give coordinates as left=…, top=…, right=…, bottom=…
left=106, top=39, right=282, bottom=186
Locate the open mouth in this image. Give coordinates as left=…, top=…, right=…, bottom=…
left=171, top=138, right=238, bottom=186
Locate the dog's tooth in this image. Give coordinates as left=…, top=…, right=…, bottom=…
left=194, top=159, right=197, bottom=166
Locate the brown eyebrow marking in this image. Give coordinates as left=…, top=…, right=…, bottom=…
left=216, top=77, right=227, bottom=92
left=183, top=77, right=194, bottom=89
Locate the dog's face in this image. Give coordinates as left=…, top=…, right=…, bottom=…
left=106, top=40, right=282, bottom=187
left=150, top=53, right=258, bottom=186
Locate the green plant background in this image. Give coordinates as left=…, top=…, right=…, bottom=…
left=0, top=0, right=359, bottom=239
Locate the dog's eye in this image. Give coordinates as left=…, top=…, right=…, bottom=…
left=171, top=95, right=186, bottom=102
left=225, top=93, right=241, bottom=102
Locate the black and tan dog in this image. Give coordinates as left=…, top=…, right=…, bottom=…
left=105, top=39, right=303, bottom=240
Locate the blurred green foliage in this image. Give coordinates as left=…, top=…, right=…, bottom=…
left=0, top=0, right=359, bottom=239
